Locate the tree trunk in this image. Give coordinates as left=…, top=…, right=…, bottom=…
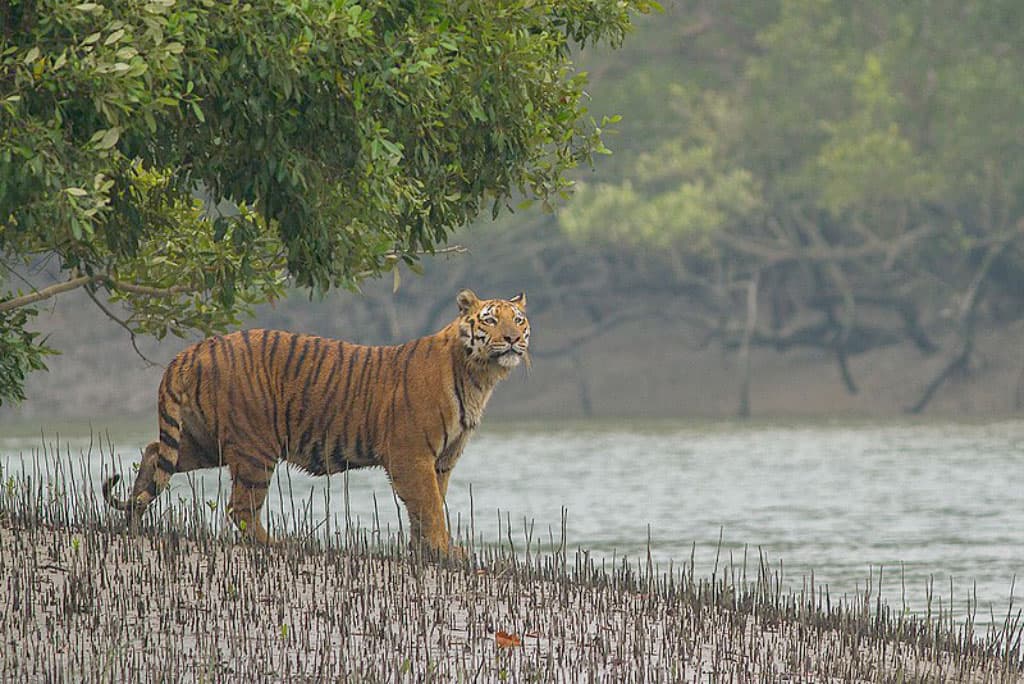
left=737, top=272, right=759, bottom=419
left=907, top=239, right=1008, bottom=413
left=571, top=351, right=593, bottom=418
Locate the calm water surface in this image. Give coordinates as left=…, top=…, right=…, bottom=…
left=1, top=419, right=1021, bottom=623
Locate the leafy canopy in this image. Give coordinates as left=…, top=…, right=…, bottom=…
left=0, top=0, right=658, bottom=405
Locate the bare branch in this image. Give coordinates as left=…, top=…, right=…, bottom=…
left=0, top=275, right=93, bottom=313
left=907, top=236, right=1015, bottom=413
left=83, top=288, right=161, bottom=368
left=0, top=272, right=202, bottom=313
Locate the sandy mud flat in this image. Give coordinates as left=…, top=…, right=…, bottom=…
left=1, top=512, right=1020, bottom=682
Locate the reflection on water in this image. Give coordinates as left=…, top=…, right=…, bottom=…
left=2, top=419, right=1021, bottom=623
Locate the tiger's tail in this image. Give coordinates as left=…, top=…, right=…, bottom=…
left=102, top=441, right=162, bottom=517
left=101, top=473, right=140, bottom=513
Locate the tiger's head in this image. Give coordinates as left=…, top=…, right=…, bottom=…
left=456, top=289, right=530, bottom=370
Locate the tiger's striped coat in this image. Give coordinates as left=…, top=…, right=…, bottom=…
left=103, top=289, right=529, bottom=554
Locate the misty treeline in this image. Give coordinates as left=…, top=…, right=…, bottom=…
left=337, top=1, right=1024, bottom=415
left=525, top=1, right=1024, bottom=414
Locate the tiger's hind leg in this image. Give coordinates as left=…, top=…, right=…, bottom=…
left=226, top=454, right=276, bottom=544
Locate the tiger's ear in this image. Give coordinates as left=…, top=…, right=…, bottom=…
left=456, top=289, right=480, bottom=313
left=509, top=292, right=527, bottom=309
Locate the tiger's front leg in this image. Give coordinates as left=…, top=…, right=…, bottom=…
left=387, top=455, right=452, bottom=556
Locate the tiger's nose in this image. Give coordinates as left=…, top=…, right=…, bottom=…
left=503, top=335, right=519, bottom=344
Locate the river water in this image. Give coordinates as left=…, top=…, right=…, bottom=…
left=1, top=419, right=1021, bottom=625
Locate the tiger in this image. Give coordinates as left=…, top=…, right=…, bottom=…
left=102, top=289, right=530, bottom=555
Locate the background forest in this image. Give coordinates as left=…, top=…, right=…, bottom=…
left=4, top=0, right=1024, bottom=421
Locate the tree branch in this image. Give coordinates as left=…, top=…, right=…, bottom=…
left=907, top=236, right=1013, bottom=413
left=0, top=273, right=196, bottom=313
left=0, top=275, right=94, bottom=313
left=83, top=288, right=161, bottom=368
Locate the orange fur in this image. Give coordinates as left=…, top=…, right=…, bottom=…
left=103, top=289, right=529, bottom=554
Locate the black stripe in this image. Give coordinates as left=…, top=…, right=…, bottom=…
left=307, top=441, right=324, bottom=475
left=339, top=347, right=363, bottom=447
left=192, top=360, right=205, bottom=420
left=373, top=347, right=385, bottom=384
left=267, top=330, right=283, bottom=365
left=354, top=433, right=364, bottom=463
left=145, top=480, right=159, bottom=497
left=452, top=373, right=467, bottom=429
left=156, top=455, right=176, bottom=473
left=291, top=338, right=312, bottom=380
left=281, top=333, right=300, bottom=380
left=160, top=358, right=180, bottom=398
left=159, top=430, right=179, bottom=450
left=310, top=343, right=341, bottom=457
left=358, top=348, right=378, bottom=417
left=207, top=338, right=221, bottom=392
left=302, top=338, right=328, bottom=401
left=296, top=424, right=314, bottom=457
left=239, top=329, right=264, bottom=404
left=340, top=347, right=361, bottom=400
left=223, top=332, right=238, bottom=371
left=191, top=355, right=203, bottom=389
left=238, top=332, right=262, bottom=407
left=424, top=432, right=438, bottom=457
left=234, top=447, right=271, bottom=470
left=328, top=440, right=345, bottom=472
left=260, top=328, right=270, bottom=359
left=290, top=341, right=316, bottom=438
left=353, top=346, right=372, bottom=399
left=401, top=339, right=420, bottom=413
left=159, top=407, right=179, bottom=430
left=239, top=329, right=255, bottom=374
left=362, top=348, right=382, bottom=446
left=317, top=344, right=342, bottom=413
left=236, top=473, right=269, bottom=490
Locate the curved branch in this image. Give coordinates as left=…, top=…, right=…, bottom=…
left=907, top=236, right=1013, bottom=414
left=83, top=287, right=161, bottom=368
left=0, top=275, right=93, bottom=313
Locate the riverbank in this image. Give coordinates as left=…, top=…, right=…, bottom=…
left=4, top=284, right=1024, bottom=424
left=2, top=512, right=1020, bottom=682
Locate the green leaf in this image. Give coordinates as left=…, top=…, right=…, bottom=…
left=93, top=127, right=121, bottom=150
left=104, top=29, right=125, bottom=46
